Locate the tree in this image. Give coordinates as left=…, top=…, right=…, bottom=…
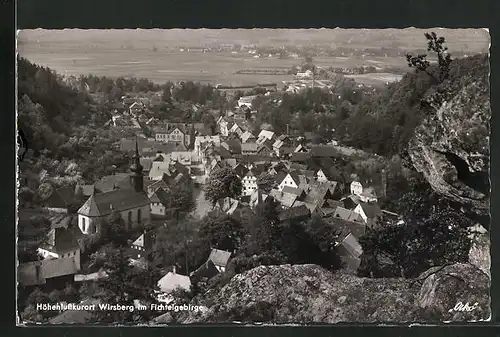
left=202, top=113, right=217, bottom=134
left=204, top=166, right=242, bottom=208
left=105, top=211, right=127, bottom=247
left=164, top=180, right=196, bottom=216
left=199, top=214, right=243, bottom=252
left=255, top=172, right=277, bottom=193
left=406, top=32, right=453, bottom=84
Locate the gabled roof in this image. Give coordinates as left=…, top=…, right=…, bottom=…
left=42, top=187, right=75, bottom=209
left=94, top=173, right=131, bottom=193
left=358, top=202, right=382, bottom=220
left=140, top=158, right=153, bottom=172
left=131, top=230, right=156, bottom=250
left=75, top=185, right=95, bottom=197
left=240, top=131, right=256, bottom=143
left=310, top=145, right=338, bottom=158
left=18, top=257, right=80, bottom=286
left=340, top=233, right=363, bottom=258
left=209, top=249, right=232, bottom=268
left=233, top=164, right=249, bottom=178
left=149, top=188, right=170, bottom=205
left=149, top=161, right=170, bottom=179
left=269, top=189, right=298, bottom=208
left=78, top=190, right=150, bottom=217
left=281, top=186, right=305, bottom=197
left=190, top=259, right=219, bottom=281
left=223, top=139, right=242, bottom=154
left=258, top=130, right=275, bottom=140
left=290, top=152, right=312, bottom=163
left=40, top=227, right=80, bottom=254
left=241, top=142, right=259, bottom=152
left=333, top=207, right=364, bottom=223
left=278, top=205, right=311, bottom=222
left=157, top=272, right=191, bottom=293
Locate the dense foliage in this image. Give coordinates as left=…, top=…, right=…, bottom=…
left=204, top=166, right=243, bottom=207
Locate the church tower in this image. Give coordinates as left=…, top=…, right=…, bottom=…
left=129, top=137, right=144, bottom=193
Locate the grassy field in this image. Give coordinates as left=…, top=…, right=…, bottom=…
left=345, top=72, right=404, bottom=86
left=17, top=28, right=489, bottom=86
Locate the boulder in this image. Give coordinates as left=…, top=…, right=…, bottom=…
left=408, top=75, right=490, bottom=216
left=417, top=263, right=490, bottom=321
left=151, top=263, right=490, bottom=324
left=468, top=224, right=490, bottom=277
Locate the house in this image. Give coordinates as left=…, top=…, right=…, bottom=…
left=354, top=202, right=383, bottom=225
left=277, top=146, right=293, bottom=159
left=233, top=163, right=250, bottom=179
left=222, top=139, right=242, bottom=155
left=238, top=95, right=257, bottom=109
left=148, top=161, right=171, bottom=181
left=228, top=122, right=244, bottom=138
left=128, top=230, right=156, bottom=261
left=189, top=259, right=219, bottom=283
left=350, top=181, right=363, bottom=196
left=342, top=194, right=362, bottom=210
left=240, top=131, right=256, bottom=143
left=281, top=186, right=307, bottom=201
left=249, top=189, right=268, bottom=209
left=277, top=171, right=301, bottom=191
left=257, top=130, right=275, bottom=144
left=18, top=257, right=80, bottom=288
left=310, top=145, right=338, bottom=158
left=303, top=181, right=336, bottom=208
left=359, top=186, right=378, bottom=203
left=208, top=248, right=232, bottom=272
left=153, top=124, right=192, bottom=149
left=194, top=136, right=221, bottom=157
left=157, top=267, right=191, bottom=294
left=290, top=152, right=311, bottom=163
left=268, top=161, right=288, bottom=176
left=241, top=142, right=259, bottom=155
left=269, top=188, right=298, bottom=209
left=37, top=226, right=82, bottom=271
left=129, top=101, right=144, bottom=115
left=40, top=187, right=76, bottom=213
left=77, top=140, right=151, bottom=239
left=149, top=188, right=170, bottom=217
left=217, top=117, right=230, bottom=137
left=242, top=167, right=264, bottom=196
left=294, top=144, right=308, bottom=153
left=256, top=143, right=274, bottom=157
left=332, top=207, right=364, bottom=224
left=278, top=205, right=311, bottom=222
left=336, top=233, right=363, bottom=272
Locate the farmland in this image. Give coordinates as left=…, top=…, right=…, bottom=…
left=17, top=28, right=489, bottom=87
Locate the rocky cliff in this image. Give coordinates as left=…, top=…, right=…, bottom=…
left=152, top=263, right=490, bottom=324
left=408, top=57, right=490, bottom=216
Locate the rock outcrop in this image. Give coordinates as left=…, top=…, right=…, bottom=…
left=468, top=224, right=491, bottom=277
left=408, top=66, right=490, bottom=216
left=152, top=263, right=490, bottom=324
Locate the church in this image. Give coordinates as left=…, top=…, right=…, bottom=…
left=77, top=139, right=151, bottom=240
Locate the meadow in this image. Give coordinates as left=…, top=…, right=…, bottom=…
left=18, top=46, right=408, bottom=86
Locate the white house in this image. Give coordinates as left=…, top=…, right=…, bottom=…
left=257, top=130, right=275, bottom=143
left=238, top=95, right=257, bottom=109
left=157, top=267, right=191, bottom=294
left=148, top=161, right=171, bottom=181
left=350, top=181, right=363, bottom=196
left=149, top=188, right=170, bottom=217
left=208, top=249, right=231, bottom=273
left=217, top=117, right=230, bottom=137
left=242, top=169, right=259, bottom=196
left=277, top=172, right=300, bottom=191
left=353, top=202, right=382, bottom=224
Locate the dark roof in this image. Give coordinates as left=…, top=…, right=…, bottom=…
left=310, top=145, right=339, bottom=158
left=190, top=259, right=219, bottom=281
left=149, top=188, right=170, bottom=205
left=332, top=207, right=364, bottom=223
left=214, top=146, right=233, bottom=159
left=278, top=205, right=311, bottom=222
left=40, top=227, right=81, bottom=254
left=119, top=138, right=155, bottom=153
left=78, top=190, right=150, bottom=217
left=75, top=185, right=95, bottom=197
left=94, top=173, right=131, bottom=193
left=42, top=187, right=75, bottom=209
left=290, top=152, right=312, bottom=163
left=233, top=164, right=249, bottom=178
left=131, top=230, right=156, bottom=251
left=358, top=202, right=382, bottom=220
left=326, top=216, right=366, bottom=241
left=140, top=158, right=153, bottom=172
left=281, top=186, right=305, bottom=197
left=18, top=258, right=79, bottom=286
left=224, top=139, right=242, bottom=154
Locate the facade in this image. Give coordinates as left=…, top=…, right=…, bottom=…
left=194, top=136, right=221, bottom=157
left=149, top=188, right=170, bottom=217
left=277, top=172, right=300, bottom=191
left=37, top=227, right=82, bottom=270
left=77, top=139, right=151, bottom=241
left=350, top=181, right=363, bottom=196
left=237, top=95, right=257, bottom=109
left=154, top=124, right=192, bottom=149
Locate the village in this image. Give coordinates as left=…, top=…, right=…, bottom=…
left=17, top=83, right=406, bottom=323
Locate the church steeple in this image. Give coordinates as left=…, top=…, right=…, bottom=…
left=129, top=137, right=144, bottom=193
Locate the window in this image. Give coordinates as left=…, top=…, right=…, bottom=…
left=138, top=254, right=141, bottom=258
left=82, top=217, right=87, bottom=232
left=128, top=211, right=132, bottom=228
left=137, top=208, right=142, bottom=223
